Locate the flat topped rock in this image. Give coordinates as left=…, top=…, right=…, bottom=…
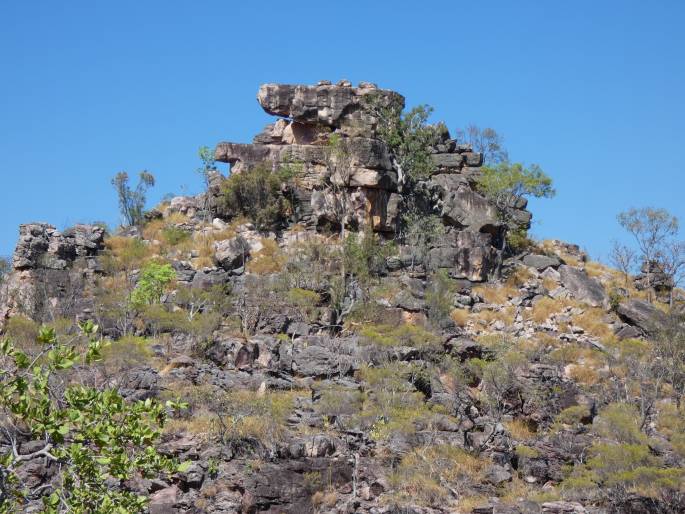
left=257, top=82, right=404, bottom=133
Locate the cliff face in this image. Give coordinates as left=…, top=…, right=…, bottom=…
left=1, top=83, right=683, bottom=514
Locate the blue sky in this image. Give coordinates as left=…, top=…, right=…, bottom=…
left=1, top=1, right=684, bottom=260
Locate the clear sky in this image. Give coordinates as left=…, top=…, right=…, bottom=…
left=1, top=1, right=684, bottom=260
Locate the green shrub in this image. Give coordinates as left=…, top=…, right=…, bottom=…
left=425, top=269, right=455, bottom=326
left=161, top=226, right=190, bottom=246
left=221, top=163, right=295, bottom=230
left=555, top=405, right=591, bottom=426
left=593, top=403, right=646, bottom=445
left=131, top=262, right=175, bottom=307
left=0, top=324, right=180, bottom=512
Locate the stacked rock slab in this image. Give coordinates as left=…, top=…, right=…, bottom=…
left=214, top=80, right=531, bottom=281
left=0, top=223, right=105, bottom=324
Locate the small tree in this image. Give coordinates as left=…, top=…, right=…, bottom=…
left=196, top=146, right=217, bottom=220
left=364, top=95, right=441, bottom=187
left=610, top=240, right=638, bottom=287
left=455, top=125, right=508, bottom=165
left=617, top=207, right=680, bottom=302
left=111, top=171, right=155, bottom=227
left=403, top=212, right=445, bottom=269
left=0, top=257, right=10, bottom=285
left=323, top=133, right=354, bottom=240
left=221, top=162, right=293, bottom=231
left=656, top=240, right=685, bottom=307
left=475, top=162, right=555, bottom=272
left=130, top=262, right=176, bottom=307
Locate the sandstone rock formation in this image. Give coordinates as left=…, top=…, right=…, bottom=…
left=212, top=80, right=530, bottom=282
left=0, top=223, right=105, bottom=323
left=2, top=82, right=683, bottom=514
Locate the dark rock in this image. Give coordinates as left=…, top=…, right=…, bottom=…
left=486, top=464, right=513, bottom=485
left=523, top=254, right=561, bottom=270
left=616, top=299, right=669, bottom=337
left=558, top=265, right=608, bottom=307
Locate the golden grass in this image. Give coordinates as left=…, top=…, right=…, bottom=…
left=566, top=363, right=600, bottom=386
left=525, top=296, right=578, bottom=323
left=470, top=305, right=515, bottom=326
left=542, top=276, right=559, bottom=291
left=311, top=490, right=338, bottom=509
left=387, top=445, right=487, bottom=507
left=472, top=283, right=516, bottom=305
left=505, top=419, right=536, bottom=441
left=506, top=266, right=535, bottom=287
left=450, top=308, right=470, bottom=327
left=454, top=495, right=490, bottom=513
left=246, top=239, right=286, bottom=274
left=571, top=308, right=613, bottom=339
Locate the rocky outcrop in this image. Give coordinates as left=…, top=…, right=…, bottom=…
left=211, top=81, right=531, bottom=281
left=0, top=223, right=105, bottom=324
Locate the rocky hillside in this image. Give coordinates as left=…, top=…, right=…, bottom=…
left=1, top=82, right=684, bottom=514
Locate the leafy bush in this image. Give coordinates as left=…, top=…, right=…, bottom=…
left=425, top=269, right=456, bottom=326
left=161, top=226, right=190, bottom=246
left=0, top=323, right=180, bottom=512
left=364, top=94, right=442, bottom=183
left=131, top=262, right=175, bottom=307
left=221, top=163, right=294, bottom=230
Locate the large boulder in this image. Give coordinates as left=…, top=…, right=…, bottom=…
left=523, top=254, right=562, bottom=271
left=214, top=236, right=251, bottom=271
left=616, top=299, right=669, bottom=337
left=256, top=81, right=404, bottom=137
left=558, top=265, right=608, bottom=307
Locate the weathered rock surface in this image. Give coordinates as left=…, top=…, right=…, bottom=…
left=211, top=81, right=533, bottom=282
left=616, top=299, right=669, bottom=336
left=558, top=265, right=607, bottom=307
left=0, top=223, right=105, bottom=324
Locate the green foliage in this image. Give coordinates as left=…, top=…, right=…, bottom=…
left=593, top=403, right=646, bottom=445
left=196, top=145, right=217, bottom=190
left=131, top=262, right=175, bottom=307
left=365, top=94, right=442, bottom=183
left=506, top=226, right=532, bottom=253
left=0, top=322, right=179, bottom=513
left=343, top=229, right=390, bottom=284
left=476, top=162, right=554, bottom=258
left=425, top=269, right=456, bottom=326
left=287, top=288, right=321, bottom=323
left=403, top=212, right=444, bottom=266
left=221, top=162, right=294, bottom=230
left=562, top=442, right=683, bottom=504
left=111, top=171, right=155, bottom=227
left=160, top=226, right=190, bottom=246
left=476, top=162, right=554, bottom=215
left=555, top=405, right=591, bottom=426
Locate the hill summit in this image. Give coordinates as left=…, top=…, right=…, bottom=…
left=0, top=82, right=683, bottom=514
